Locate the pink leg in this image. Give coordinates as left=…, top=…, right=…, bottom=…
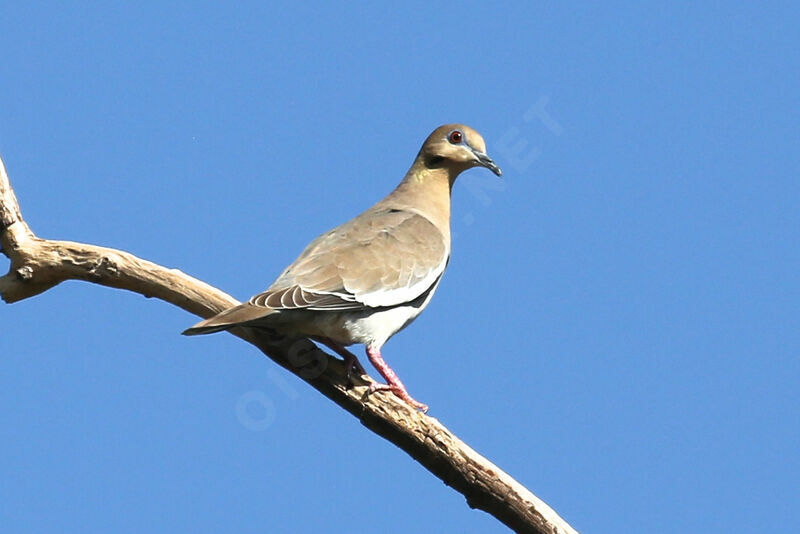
left=312, top=337, right=367, bottom=382
left=366, top=346, right=428, bottom=413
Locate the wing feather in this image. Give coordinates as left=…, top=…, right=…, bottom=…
left=248, top=209, right=448, bottom=311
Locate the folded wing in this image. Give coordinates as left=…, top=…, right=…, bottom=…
left=250, top=209, right=449, bottom=311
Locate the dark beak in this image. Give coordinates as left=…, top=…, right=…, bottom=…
left=472, top=149, right=502, bottom=177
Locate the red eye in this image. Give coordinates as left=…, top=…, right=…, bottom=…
left=448, top=130, right=463, bottom=144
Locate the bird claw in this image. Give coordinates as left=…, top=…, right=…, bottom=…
left=368, top=382, right=429, bottom=413
left=345, top=355, right=367, bottom=385
left=312, top=337, right=367, bottom=387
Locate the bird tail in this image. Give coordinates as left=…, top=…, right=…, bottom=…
left=182, top=303, right=273, bottom=336
left=182, top=321, right=232, bottom=336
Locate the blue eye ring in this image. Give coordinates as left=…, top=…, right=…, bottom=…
left=448, top=130, right=463, bottom=144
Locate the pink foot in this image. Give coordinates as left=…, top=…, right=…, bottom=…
left=366, top=346, right=428, bottom=413
left=313, top=337, right=367, bottom=383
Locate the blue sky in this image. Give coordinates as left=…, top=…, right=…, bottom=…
left=1, top=2, right=798, bottom=533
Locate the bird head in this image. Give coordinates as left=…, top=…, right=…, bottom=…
left=419, top=124, right=502, bottom=177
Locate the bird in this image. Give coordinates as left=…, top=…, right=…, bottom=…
left=183, top=124, right=502, bottom=412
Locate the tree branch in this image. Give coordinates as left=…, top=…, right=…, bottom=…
left=0, top=153, right=577, bottom=534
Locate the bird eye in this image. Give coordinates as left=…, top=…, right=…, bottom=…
left=448, top=130, right=463, bottom=144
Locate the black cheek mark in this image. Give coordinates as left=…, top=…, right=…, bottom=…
left=426, top=156, right=445, bottom=168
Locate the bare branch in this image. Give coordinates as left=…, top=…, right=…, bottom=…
left=0, top=153, right=24, bottom=230
left=0, top=153, right=577, bottom=534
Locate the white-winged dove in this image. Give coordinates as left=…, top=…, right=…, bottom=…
left=184, top=124, right=502, bottom=411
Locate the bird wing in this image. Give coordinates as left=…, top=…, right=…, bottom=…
left=249, top=208, right=449, bottom=311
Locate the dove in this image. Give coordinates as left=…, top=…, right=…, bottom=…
left=184, top=124, right=502, bottom=411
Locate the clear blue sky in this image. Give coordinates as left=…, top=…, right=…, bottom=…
left=1, top=3, right=798, bottom=533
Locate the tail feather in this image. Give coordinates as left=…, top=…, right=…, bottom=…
left=182, top=303, right=274, bottom=336
left=182, top=323, right=234, bottom=336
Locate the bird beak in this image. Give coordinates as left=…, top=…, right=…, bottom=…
left=471, top=149, right=503, bottom=177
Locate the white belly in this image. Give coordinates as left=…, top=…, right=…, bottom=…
left=341, top=304, right=425, bottom=346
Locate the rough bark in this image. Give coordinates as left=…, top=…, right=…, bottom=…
left=0, top=154, right=577, bottom=534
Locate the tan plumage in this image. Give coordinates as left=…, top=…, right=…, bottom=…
left=184, top=124, right=501, bottom=411
left=254, top=209, right=447, bottom=311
